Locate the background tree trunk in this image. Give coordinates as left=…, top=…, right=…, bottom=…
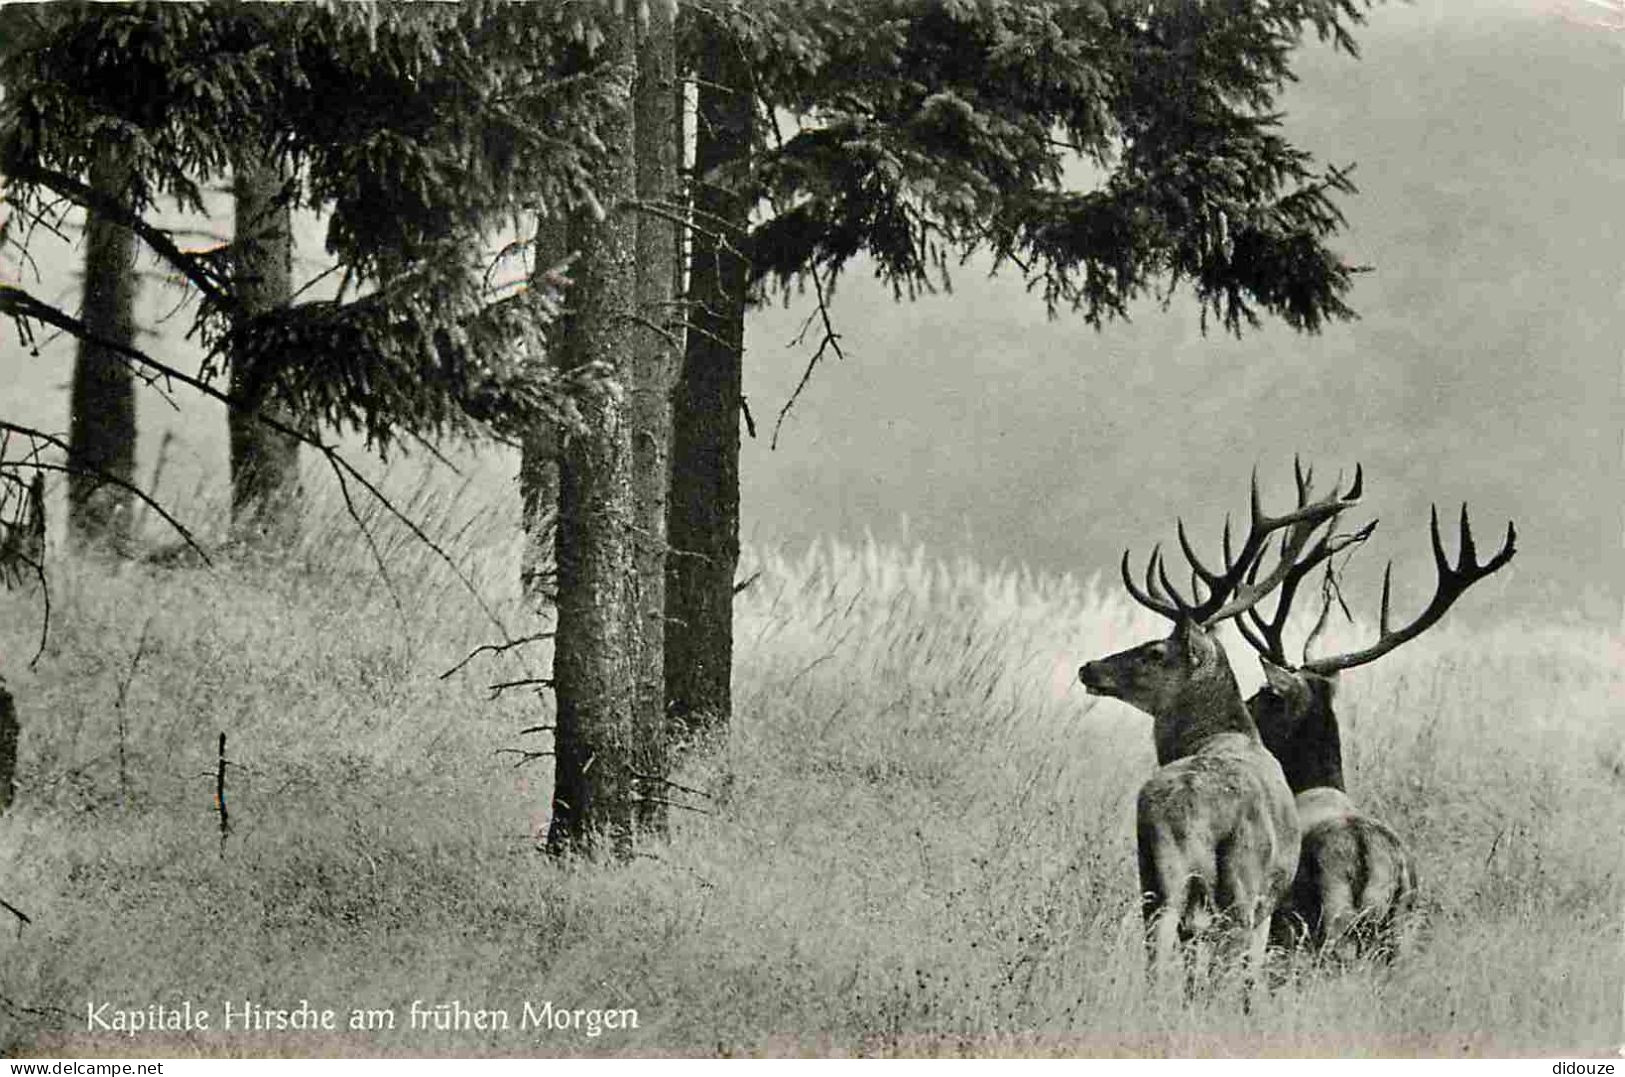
left=229, top=150, right=302, bottom=545
left=630, top=2, right=678, bottom=829
left=66, top=150, right=140, bottom=552
left=665, top=25, right=752, bottom=738
left=0, top=682, right=16, bottom=815
left=520, top=213, right=569, bottom=609
left=548, top=8, right=643, bottom=855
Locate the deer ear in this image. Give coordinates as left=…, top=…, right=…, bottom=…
left=1259, top=656, right=1299, bottom=695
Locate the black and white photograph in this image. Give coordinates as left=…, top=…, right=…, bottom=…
left=0, top=0, right=1618, bottom=1060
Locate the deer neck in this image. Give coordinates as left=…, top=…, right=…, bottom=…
left=1249, top=685, right=1348, bottom=793
left=1151, top=664, right=1259, bottom=766
left=1286, top=704, right=1347, bottom=793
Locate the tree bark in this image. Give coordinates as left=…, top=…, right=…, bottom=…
left=0, top=682, right=16, bottom=815
left=520, top=213, right=569, bottom=609
left=229, top=149, right=302, bottom=545
left=66, top=150, right=140, bottom=552
left=630, top=2, right=678, bottom=829
left=665, top=24, right=751, bottom=738
left=548, top=8, right=642, bottom=856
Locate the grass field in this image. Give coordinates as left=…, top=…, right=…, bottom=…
left=0, top=463, right=1619, bottom=1057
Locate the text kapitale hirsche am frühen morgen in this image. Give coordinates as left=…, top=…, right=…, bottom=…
left=86, top=999, right=638, bottom=1039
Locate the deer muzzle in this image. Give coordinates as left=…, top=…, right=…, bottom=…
left=1077, top=661, right=1123, bottom=698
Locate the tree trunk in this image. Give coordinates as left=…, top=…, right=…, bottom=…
left=0, top=682, right=16, bottom=815
left=548, top=8, right=642, bottom=856
left=630, top=1, right=678, bottom=830
left=520, top=213, right=569, bottom=609
left=229, top=149, right=302, bottom=545
left=66, top=150, right=140, bottom=552
left=665, top=24, right=752, bottom=738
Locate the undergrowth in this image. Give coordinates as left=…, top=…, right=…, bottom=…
left=0, top=469, right=1618, bottom=1057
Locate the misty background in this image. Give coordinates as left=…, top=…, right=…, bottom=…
left=742, top=0, right=1623, bottom=625
left=4, top=0, right=1621, bottom=625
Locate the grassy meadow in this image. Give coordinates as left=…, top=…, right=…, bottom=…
left=0, top=461, right=1619, bottom=1057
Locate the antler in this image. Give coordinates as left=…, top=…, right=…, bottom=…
left=1298, top=503, right=1516, bottom=675
left=1234, top=517, right=1379, bottom=666
left=1120, top=457, right=1364, bottom=627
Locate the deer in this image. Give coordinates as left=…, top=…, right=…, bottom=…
left=1077, top=459, right=1364, bottom=997
left=1236, top=497, right=1516, bottom=962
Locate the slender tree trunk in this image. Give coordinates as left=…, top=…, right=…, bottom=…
left=229, top=149, right=302, bottom=544
left=0, top=682, right=16, bottom=815
left=548, top=8, right=642, bottom=856
left=67, top=150, right=139, bottom=552
left=629, top=2, right=678, bottom=830
left=520, top=213, right=569, bottom=609
left=665, top=24, right=751, bottom=738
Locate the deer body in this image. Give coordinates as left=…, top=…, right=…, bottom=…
left=1079, top=458, right=1368, bottom=996
left=1082, top=622, right=1299, bottom=983
left=1231, top=502, right=1515, bottom=963
left=1248, top=666, right=1416, bottom=959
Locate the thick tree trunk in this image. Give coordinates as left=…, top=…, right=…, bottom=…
left=520, top=213, right=569, bottom=609
left=630, top=2, right=678, bottom=829
left=229, top=150, right=302, bottom=545
left=665, top=26, right=752, bottom=738
left=66, top=151, right=140, bottom=552
left=548, top=9, right=643, bottom=855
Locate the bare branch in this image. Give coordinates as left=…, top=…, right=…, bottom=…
left=489, top=676, right=556, bottom=699
left=439, top=631, right=556, bottom=681
left=2, top=283, right=514, bottom=637
left=0, top=426, right=210, bottom=565
left=5, top=160, right=234, bottom=310
left=495, top=747, right=554, bottom=768
left=629, top=770, right=712, bottom=800
left=0, top=895, right=32, bottom=932
left=771, top=264, right=845, bottom=450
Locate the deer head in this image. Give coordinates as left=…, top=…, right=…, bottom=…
left=1239, top=499, right=1517, bottom=792
left=1079, top=459, right=1364, bottom=764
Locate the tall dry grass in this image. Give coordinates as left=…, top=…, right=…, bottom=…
left=0, top=464, right=1618, bottom=1056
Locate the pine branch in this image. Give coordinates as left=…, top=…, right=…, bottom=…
left=0, top=284, right=512, bottom=636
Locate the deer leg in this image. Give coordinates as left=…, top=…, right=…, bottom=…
left=1241, top=899, right=1273, bottom=1014
left=1317, top=873, right=1356, bottom=963
left=1141, top=835, right=1193, bottom=997
left=1182, top=874, right=1216, bottom=999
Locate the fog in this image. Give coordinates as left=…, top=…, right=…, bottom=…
left=3, top=1, right=1619, bottom=625
left=741, top=1, right=1624, bottom=624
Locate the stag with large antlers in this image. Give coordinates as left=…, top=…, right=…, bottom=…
left=1240, top=500, right=1516, bottom=961
left=1078, top=459, right=1362, bottom=997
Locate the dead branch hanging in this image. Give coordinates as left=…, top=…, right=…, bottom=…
left=770, top=263, right=845, bottom=449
